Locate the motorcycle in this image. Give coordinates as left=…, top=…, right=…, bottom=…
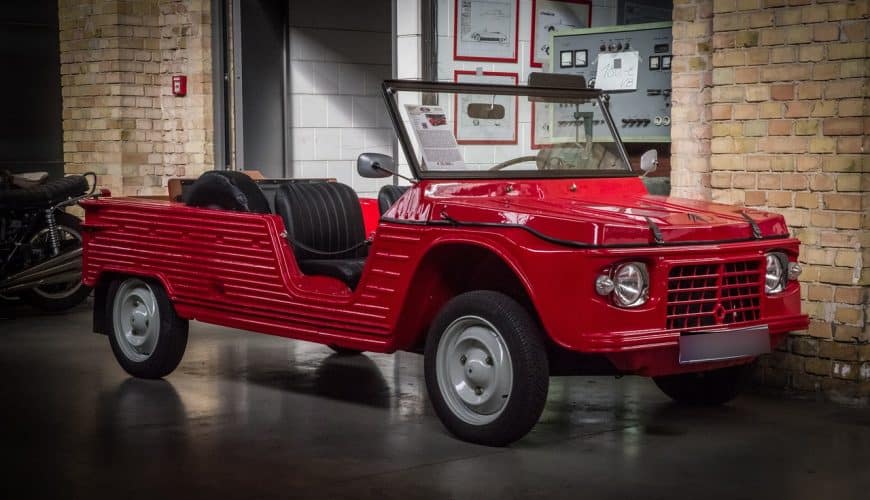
left=0, top=170, right=98, bottom=312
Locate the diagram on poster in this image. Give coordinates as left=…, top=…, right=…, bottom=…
left=454, top=71, right=518, bottom=144
left=404, top=105, right=467, bottom=170
left=594, top=51, right=640, bottom=91
left=454, top=0, right=518, bottom=62
left=531, top=0, right=590, bottom=68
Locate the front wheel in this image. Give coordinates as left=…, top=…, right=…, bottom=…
left=107, top=277, right=188, bottom=379
left=653, top=364, right=751, bottom=405
left=424, top=291, right=549, bottom=447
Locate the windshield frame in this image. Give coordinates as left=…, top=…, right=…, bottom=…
left=381, top=79, right=634, bottom=180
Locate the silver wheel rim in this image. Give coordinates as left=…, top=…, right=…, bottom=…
left=28, top=224, right=83, bottom=300
left=112, top=279, right=160, bottom=362
left=436, top=315, right=513, bottom=425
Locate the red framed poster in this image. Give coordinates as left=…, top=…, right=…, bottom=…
left=454, top=70, right=519, bottom=145
left=453, top=0, right=520, bottom=63
left=530, top=0, right=592, bottom=68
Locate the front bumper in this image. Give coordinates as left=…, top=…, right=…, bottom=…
left=597, top=314, right=808, bottom=376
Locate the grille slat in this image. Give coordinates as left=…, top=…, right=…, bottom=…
left=666, top=260, right=762, bottom=330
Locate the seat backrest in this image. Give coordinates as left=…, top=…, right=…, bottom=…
left=377, top=185, right=409, bottom=215
left=185, top=171, right=271, bottom=214
left=274, top=182, right=367, bottom=261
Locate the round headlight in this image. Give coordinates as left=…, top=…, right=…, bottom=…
left=612, top=262, right=649, bottom=308
left=765, top=253, right=786, bottom=294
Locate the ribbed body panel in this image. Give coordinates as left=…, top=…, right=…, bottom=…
left=82, top=200, right=422, bottom=351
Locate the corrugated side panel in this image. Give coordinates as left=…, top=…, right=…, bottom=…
left=83, top=200, right=422, bottom=351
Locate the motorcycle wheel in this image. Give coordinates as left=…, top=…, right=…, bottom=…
left=20, top=211, right=92, bottom=312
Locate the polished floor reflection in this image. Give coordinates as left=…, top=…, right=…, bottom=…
left=2, top=302, right=867, bottom=499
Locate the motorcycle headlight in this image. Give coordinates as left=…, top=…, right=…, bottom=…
left=765, top=252, right=787, bottom=294
left=612, top=262, right=649, bottom=308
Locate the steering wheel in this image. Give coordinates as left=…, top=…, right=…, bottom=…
left=489, top=155, right=538, bottom=171
left=488, top=150, right=580, bottom=171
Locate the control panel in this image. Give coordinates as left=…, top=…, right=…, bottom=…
left=550, top=22, right=673, bottom=143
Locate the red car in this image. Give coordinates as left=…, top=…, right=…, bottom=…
left=81, top=76, right=807, bottom=446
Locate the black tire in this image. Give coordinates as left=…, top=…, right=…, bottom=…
left=653, top=364, right=751, bottom=405
left=184, top=170, right=271, bottom=213
left=424, top=291, right=549, bottom=447
left=106, top=277, right=188, bottom=379
left=21, top=211, right=92, bottom=312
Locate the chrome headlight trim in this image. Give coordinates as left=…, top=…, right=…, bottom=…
left=764, top=252, right=787, bottom=294
left=612, top=262, right=649, bottom=308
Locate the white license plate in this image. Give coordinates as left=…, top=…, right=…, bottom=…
left=679, top=324, right=770, bottom=365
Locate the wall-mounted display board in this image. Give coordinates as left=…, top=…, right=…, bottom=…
left=549, top=21, right=673, bottom=143
left=453, top=0, right=519, bottom=62
left=454, top=70, right=519, bottom=144
left=530, top=0, right=591, bottom=68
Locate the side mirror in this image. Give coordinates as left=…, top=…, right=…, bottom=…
left=357, top=153, right=394, bottom=178
left=640, top=149, right=658, bottom=177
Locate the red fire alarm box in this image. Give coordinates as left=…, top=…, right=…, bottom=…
left=172, top=75, right=187, bottom=97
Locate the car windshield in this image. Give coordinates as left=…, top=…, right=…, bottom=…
left=384, top=79, right=632, bottom=180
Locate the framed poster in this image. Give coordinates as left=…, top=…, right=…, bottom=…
left=453, top=0, right=519, bottom=63
left=530, top=0, right=591, bottom=68
left=454, top=70, right=518, bottom=144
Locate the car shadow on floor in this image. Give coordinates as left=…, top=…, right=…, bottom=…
left=240, top=352, right=394, bottom=409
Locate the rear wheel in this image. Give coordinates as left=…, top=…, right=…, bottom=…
left=424, top=291, right=549, bottom=447
left=21, top=212, right=92, bottom=312
left=107, top=277, right=188, bottom=379
left=653, top=364, right=751, bottom=405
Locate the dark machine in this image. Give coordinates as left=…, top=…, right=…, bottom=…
left=0, top=171, right=96, bottom=312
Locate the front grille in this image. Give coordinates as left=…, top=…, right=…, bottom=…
left=666, top=260, right=762, bottom=330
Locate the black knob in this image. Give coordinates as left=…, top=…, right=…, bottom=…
left=616, top=43, right=623, bottom=50
left=600, top=44, right=606, bottom=51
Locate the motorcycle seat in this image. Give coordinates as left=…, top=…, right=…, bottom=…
left=0, top=175, right=89, bottom=210
left=11, top=171, right=49, bottom=188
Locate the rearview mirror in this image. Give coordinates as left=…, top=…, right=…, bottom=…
left=357, top=153, right=394, bottom=178
left=467, top=103, right=505, bottom=120
left=640, top=149, right=658, bottom=176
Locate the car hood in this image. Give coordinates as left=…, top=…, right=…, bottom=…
left=394, top=178, right=790, bottom=247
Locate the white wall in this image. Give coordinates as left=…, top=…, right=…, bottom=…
left=287, top=0, right=394, bottom=195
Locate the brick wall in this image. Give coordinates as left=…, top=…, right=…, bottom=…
left=670, top=0, right=714, bottom=200
left=59, top=0, right=212, bottom=196
left=678, top=0, right=868, bottom=402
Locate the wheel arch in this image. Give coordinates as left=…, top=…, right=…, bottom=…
left=391, top=240, right=544, bottom=352
left=91, top=270, right=175, bottom=335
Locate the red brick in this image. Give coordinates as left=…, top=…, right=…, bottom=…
left=822, top=118, right=864, bottom=136
left=770, top=84, right=795, bottom=101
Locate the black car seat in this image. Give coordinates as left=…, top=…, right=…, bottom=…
left=185, top=171, right=271, bottom=214
left=274, top=182, right=368, bottom=289
left=377, top=185, right=409, bottom=215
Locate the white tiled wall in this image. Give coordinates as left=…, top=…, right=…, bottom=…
left=288, top=0, right=394, bottom=196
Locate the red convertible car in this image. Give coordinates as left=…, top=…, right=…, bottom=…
left=81, top=76, right=807, bottom=446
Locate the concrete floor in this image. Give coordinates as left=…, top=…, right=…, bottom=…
left=1, top=301, right=867, bottom=500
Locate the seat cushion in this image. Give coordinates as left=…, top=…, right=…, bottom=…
left=298, top=258, right=366, bottom=290
left=0, top=175, right=89, bottom=210
left=185, top=171, right=271, bottom=214
left=274, top=182, right=367, bottom=261
left=377, top=185, right=409, bottom=215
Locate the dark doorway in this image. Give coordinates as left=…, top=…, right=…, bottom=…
left=232, top=0, right=289, bottom=178
left=0, top=1, right=63, bottom=178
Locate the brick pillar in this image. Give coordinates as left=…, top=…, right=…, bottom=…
left=670, top=0, right=714, bottom=200
left=708, top=0, right=869, bottom=402
left=59, top=0, right=213, bottom=196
